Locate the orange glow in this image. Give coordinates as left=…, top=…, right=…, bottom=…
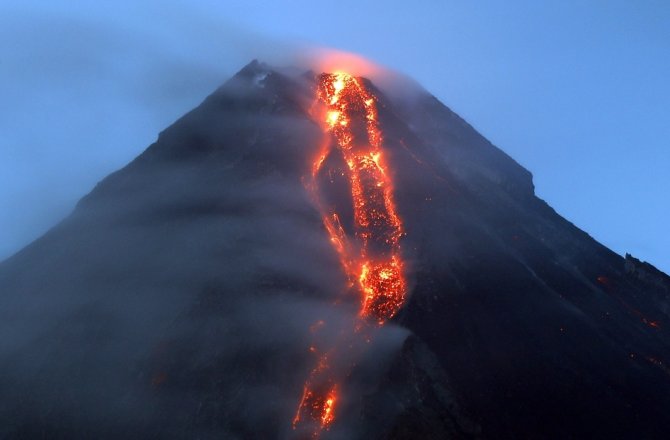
left=313, top=72, right=407, bottom=322
left=298, top=48, right=382, bottom=80
left=292, top=383, right=338, bottom=432
left=293, top=71, right=408, bottom=436
left=327, top=111, right=340, bottom=127
left=321, top=389, right=337, bottom=426
left=643, top=318, right=661, bottom=329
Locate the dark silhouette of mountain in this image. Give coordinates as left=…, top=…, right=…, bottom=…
left=1, top=60, right=669, bottom=439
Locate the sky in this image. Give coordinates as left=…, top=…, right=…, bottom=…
left=1, top=0, right=668, bottom=272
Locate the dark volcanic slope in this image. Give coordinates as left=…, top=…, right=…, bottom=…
left=1, top=61, right=669, bottom=440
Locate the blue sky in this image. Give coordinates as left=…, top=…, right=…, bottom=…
left=1, top=0, right=668, bottom=272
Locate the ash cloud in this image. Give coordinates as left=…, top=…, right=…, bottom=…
left=0, top=1, right=420, bottom=264
left=0, top=5, right=429, bottom=435
left=0, top=3, right=305, bottom=263
left=0, top=59, right=413, bottom=438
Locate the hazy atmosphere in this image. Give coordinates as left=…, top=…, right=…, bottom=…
left=1, top=0, right=668, bottom=271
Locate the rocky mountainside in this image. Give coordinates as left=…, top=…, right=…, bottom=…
left=1, top=60, right=669, bottom=439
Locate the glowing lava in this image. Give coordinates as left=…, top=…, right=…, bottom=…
left=315, top=72, right=407, bottom=323
left=293, top=72, right=408, bottom=437
left=293, top=382, right=338, bottom=432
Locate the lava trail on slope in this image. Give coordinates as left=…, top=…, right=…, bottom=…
left=292, top=72, right=408, bottom=438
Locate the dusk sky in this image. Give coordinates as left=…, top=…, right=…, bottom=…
left=1, top=0, right=668, bottom=272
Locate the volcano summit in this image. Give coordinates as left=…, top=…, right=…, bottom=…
left=1, top=60, right=670, bottom=439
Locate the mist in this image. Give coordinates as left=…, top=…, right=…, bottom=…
left=0, top=64, right=422, bottom=438
left=0, top=3, right=303, bottom=262
left=0, top=7, right=423, bottom=434
left=3, top=1, right=668, bottom=273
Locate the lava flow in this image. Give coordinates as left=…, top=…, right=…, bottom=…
left=314, top=72, right=407, bottom=323
left=293, top=72, right=408, bottom=437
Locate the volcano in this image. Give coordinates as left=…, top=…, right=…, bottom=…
left=1, top=60, right=670, bottom=439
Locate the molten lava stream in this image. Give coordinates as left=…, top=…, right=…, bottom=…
left=314, top=72, right=407, bottom=323
left=293, top=72, right=408, bottom=437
